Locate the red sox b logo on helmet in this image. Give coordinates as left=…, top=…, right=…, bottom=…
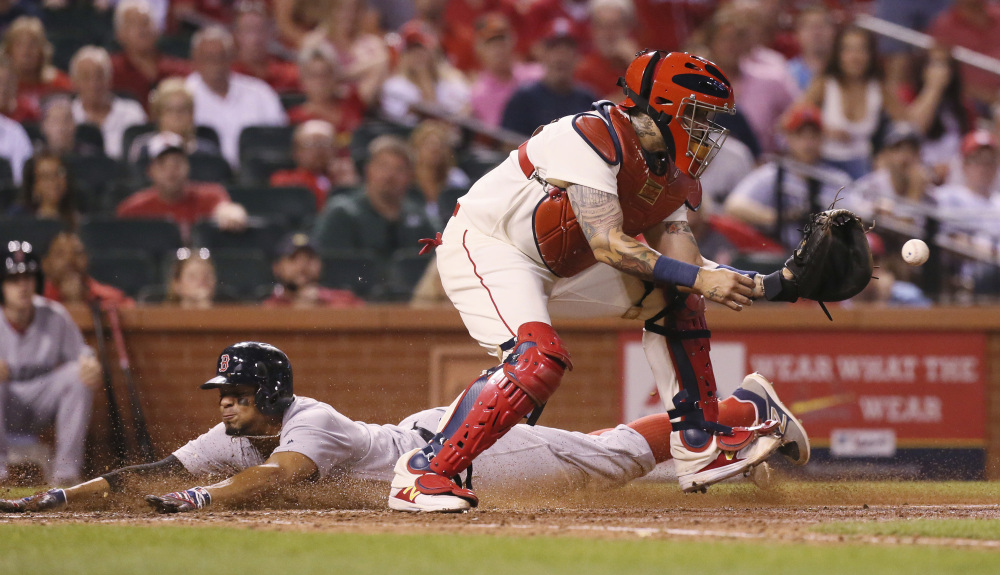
left=219, top=354, right=230, bottom=372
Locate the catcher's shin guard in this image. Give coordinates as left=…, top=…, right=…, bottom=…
left=390, top=322, right=572, bottom=511
left=644, top=294, right=780, bottom=491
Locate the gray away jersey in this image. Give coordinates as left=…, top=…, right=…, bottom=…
left=0, top=296, right=89, bottom=382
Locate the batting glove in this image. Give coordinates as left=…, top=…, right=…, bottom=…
left=145, top=486, right=212, bottom=514
left=0, top=489, right=67, bottom=513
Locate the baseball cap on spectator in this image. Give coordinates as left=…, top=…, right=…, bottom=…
left=276, top=232, right=317, bottom=259
left=541, top=17, right=576, bottom=46
left=399, top=22, right=439, bottom=51
left=476, top=12, right=511, bottom=42
left=147, top=131, right=187, bottom=160
left=882, top=122, right=921, bottom=149
left=781, top=105, right=822, bottom=133
left=961, top=129, right=998, bottom=156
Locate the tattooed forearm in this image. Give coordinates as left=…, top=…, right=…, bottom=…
left=567, top=184, right=661, bottom=280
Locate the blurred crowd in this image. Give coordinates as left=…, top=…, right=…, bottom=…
left=1, top=0, right=1000, bottom=309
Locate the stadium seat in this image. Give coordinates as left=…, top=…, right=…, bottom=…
left=211, top=248, right=274, bottom=301
left=319, top=250, right=384, bottom=298
left=190, top=220, right=288, bottom=256
left=78, top=218, right=183, bottom=262
left=238, top=156, right=297, bottom=186
left=195, top=125, right=221, bottom=148
left=279, top=93, right=307, bottom=111
left=384, top=251, right=432, bottom=301
left=87, top=249, right=159, bottom=298
left=121, top=123, right=157, bottom=161
left=348, top=120, right=412, bottom=168
left=189, top=153, right=234, bottom=184
left=75, top=124, right=105, bottom=152
left=0, top=218, right=65, bottom=256
left=64, top=155, right=125, bottom=214
left=239, top=126, right=295, bottom=166
left=0, top=158, right=15, bottom=211
left=226, top=185, right=316, bottom=229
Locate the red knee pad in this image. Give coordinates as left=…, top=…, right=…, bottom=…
left=502, top=322, right=572, bottom=405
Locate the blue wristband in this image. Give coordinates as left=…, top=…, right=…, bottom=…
left=716, top=264, right=757, bottom=279
left=652, top=256, right=700, bottom=288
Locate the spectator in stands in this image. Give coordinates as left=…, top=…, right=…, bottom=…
left=724, top=105, right=852, bottom=249
left=40, top=95, right=102, bottom=158
left=688, top=201, right=737, bottom=266
left=186, top=26, right=287, bottom=168
left=402, top=0, right=477, bottom=72
left=874, top=0, right=950, bottom=93
left=9, top=151, right=78, bottom=230
left=409, top=119, right=468, bottom=230
left=231, top=3, right=300, bottom=93
left=574, top=0, right=638, bottom=101
left=313, top=135, right=435, bottom=259
left=165, top=247, right=216, bottom=309
left=111, top=0, right=192, bottom=107
left=379, top=25, right=471, bottom=127
left=500, top=19, right=596, bottom=137
left=786, top=5, right=836, bottom=92
left=117, top=132, right=247, bottom=240
left=907, top=45, right=974, bottom=182
left=795, top=25, right=908, bottom=179
left=0, top=51, right=37, bottom=122
left=1, top=240, right=101, bottom=486
left=929, top=0, right=1000, bottom=107
left=270, top=120, right=358, bottom=211
left=69, top=46, right=148, bottom=160
left=171, top=0, right=237, bottom=27
left=846, top=123, right=934, bottom=236
left=698, top=137, right=756, bottom=212
left=702, top=8, right=799, bottom=154
left=265, top=232, right=364, bottom=308
left=126, top=77, right=221, bottom=164
left=469, top=12, right=542, bottom=129
left=41, top=232, right=134, bottom=309
left=0, top=58, right=30, bottom=186
left=287, top=38, right=365, bottom=140
left=0, top=17, right=72, bottom=113
left=302, top=0, right=390, bottom=107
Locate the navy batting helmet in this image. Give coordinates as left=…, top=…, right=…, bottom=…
left=201, top=342, right=294, bottom=416
left=1, top=240, right=44, bottom=304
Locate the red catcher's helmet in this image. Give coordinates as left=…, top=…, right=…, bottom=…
left=618, top=50, right=735, bottom=179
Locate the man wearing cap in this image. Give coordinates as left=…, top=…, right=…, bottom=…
left=116, top=131, right=247, bottom=241
left=724, top=104, right=853, bottom=249
left=0, top=241, right=101, bottom=485
left=500, top=17, right=596, bottom=137
left=264, top=233, right=364, bottom=308
left=847, top=122, right=933, bottom=219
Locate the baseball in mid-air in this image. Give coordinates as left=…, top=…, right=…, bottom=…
left=902, top=239, right=929, bottom=266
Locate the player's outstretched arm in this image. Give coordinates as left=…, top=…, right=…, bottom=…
left=565, top=184, right=753, bottom=310
left=0, top=456, right=189, bottom=512
left=145, top=451, right=318, bottom=513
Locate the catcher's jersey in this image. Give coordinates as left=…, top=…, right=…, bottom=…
left=172, top=396, right=427, bottom=481
left=456, top=113, right=686, bottom=267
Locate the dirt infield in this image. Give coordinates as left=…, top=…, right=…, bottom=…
left=4, top=480, right=1000, bottom=548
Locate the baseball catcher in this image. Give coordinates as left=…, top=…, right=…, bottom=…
left=0, top=341, right=788, bottom=513
left=386, top=50, right=844, bottom=512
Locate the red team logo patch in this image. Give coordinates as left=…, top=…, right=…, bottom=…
left=219, top=354, right=230, bottom=372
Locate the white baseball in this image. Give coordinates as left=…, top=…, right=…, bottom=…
left=902, top=239, right=929, bottom=266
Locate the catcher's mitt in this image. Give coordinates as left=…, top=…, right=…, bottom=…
left=763, top=208, right=873, bottom=318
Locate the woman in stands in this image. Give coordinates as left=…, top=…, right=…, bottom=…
left=10, top=151, right=79, bottom=230
left=165, top=248, right=217, bottom=309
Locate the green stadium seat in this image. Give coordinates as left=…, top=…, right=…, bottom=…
left=190, top=220, right=288, bottom=255
left=238, top=156, right=297, bottom=186
left=319, top=250, right=383, bottom=298
left=75, top=124, right=105, bottom=152
left=87, top=249, right=159, bottom=298
left=0, top=218, right=65, bottom=256
left=210, top=248, right=275, bottom=301
left=227, top=185, right=316, bottom=229
left=189, top=153, right=234, bottom=184
left=384, top=251, right=432, bottom=301
left=239, top=126, right=295, bottom=167
left=78, top=218, right=183, bottom=262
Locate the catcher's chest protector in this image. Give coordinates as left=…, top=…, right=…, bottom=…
left=530, top=104, right=700, bottom=277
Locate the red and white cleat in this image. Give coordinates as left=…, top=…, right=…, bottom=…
left=388, top=449, right=478, bottom=513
